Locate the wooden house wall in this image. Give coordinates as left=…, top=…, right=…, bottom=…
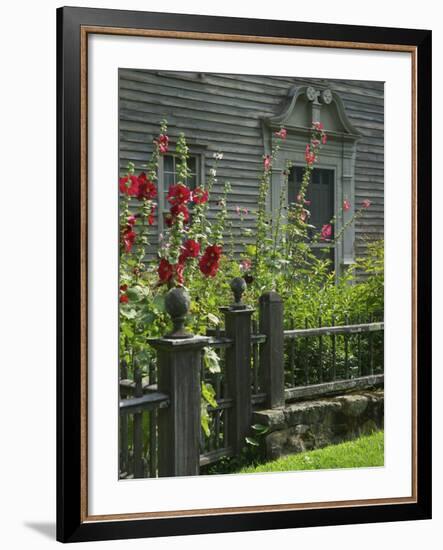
left=119, top=70, right=384, bottom=261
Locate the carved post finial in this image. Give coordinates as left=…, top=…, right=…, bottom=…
left=230, top=277, right=247, bottom=310
left=164, top=287, right=193, bottom=339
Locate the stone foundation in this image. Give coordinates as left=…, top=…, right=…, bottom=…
left=252, top=389, right=384, bottom=460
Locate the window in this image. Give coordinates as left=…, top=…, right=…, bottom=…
left=163, top=154, right=199, bottom=191
left=289, top=166, right=335, bottom=266
left=158, top=153, right=201, bottom=235
left=263, top=85, right=360, bottom=272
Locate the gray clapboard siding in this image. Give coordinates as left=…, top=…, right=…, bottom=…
left=119, top=70, right=384, bottom=260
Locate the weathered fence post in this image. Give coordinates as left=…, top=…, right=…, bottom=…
left=259, top=291, right=285, bottom=408
left=149, top=287, right=208, bottom=477
left=223, top=278, right=254, bottom=453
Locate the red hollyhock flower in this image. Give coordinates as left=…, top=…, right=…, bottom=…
left=158, top=258, right=174, bottom=283
left=198, top=244, right=222, bottom=277
left=119, top=175, right=139, bottom=196
left=137, top=173, right=157, bottom=201
left=167, top=183, right=191, bottom=205
left=156, top=133, right=169, bottom=154
left=199, top=256, right=220, bottom=277
left=127, top=215, right=137, bottom=226
left=119, top=284, right=128, bottom=292
left=165, top=204, right=190, bottom=227
left=119, top=294, right=129, bottom=304
left=122, top=228, right=136, bottom=253
left=203, top=244, right=222, bottom=261
left=192, top=187, right=209, bottom=205
left=179, top=239, right=201, bottom=262
left=320, top=224, right=332, bottom=241
left=147, top=204, right=156, bottom=226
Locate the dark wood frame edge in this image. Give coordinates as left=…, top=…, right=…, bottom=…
left=56, top=6, right=432, bottom=543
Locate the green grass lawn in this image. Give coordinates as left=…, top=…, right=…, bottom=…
left=238, top=431, right=384, bottom=474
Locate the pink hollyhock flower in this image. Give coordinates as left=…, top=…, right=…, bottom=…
left=127, top=215, right=137, bottom=226
left=320, top=224, right=332, bottom=241
left=263, top=155, right=272, bottom=171
left=305, top=144, right=316, bottom=166
left=296, top=195, right=311, bottom=206
left=343, top=199, right=351, bottom=211
left=155, top=133, right=169, bottom=154
left=119, top=175, right=139, bottom=196
left=300, top=209, right=309, bottom=223
left=274, top=128, right=287, bottom=139
left=174, top=262, right=185, bottom=285
left=240, top=259, right=252, bottom=271
left=311, top=138, right=320, bottom=147
left=362, top=199, right=371, bottom=208
left=312, top=121, right=324, bottom=130
left=321, top=133, right=327, bottom=145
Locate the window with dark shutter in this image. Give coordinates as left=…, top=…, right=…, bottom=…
left=289, top=166, right=335, bottom=267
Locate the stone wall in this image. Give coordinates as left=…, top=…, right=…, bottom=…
left=252, top=390, right=384, bottom=460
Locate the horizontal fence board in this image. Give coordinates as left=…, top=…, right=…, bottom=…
left=284, top=322, right=384, bottom=339
left=119, top=392, right=170, bottom=414
left=284, top=374, right=384, bottom=402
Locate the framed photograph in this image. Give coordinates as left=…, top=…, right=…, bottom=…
left=57, top=6, right=431, bottom=543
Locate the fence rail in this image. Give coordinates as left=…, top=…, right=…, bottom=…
left=119, top=281, right=384, bottom=479
left=283, top=317, right=384, bottom=390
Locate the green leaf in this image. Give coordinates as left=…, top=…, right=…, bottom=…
left=121, top=324, right=134, bottom=339
left=206, top=313, right=220, bottom=326
left=126, top=286, right=144, bottom=302
left=153, top=294, right=166, bottom=312
left=120, top=308, right=138, bottom=320
left=201, top=382, right=217, bottom=408
left=245, top=244, right=256, bottom=257
left=203, top=347, right=221, bottom=373
left=252, top=423, right=269, bottom=434
left=200, top=404, right=210, bottom=437
left=245, top=436, right=259, bottom=447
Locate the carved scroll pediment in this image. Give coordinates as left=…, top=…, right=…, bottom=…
left=265, top=85, right=360, bottom=139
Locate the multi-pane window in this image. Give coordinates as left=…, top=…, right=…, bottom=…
left=163, top=154, right=199, bottom=191
left=289, top=166, right=335, bottom=266
left=159, top=154, right=200, bottom=232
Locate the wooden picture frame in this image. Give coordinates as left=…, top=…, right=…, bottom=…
left=57, top=6, right=432, bottom=543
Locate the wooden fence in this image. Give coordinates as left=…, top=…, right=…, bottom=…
left=119, top=282, right=384, bottom=479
